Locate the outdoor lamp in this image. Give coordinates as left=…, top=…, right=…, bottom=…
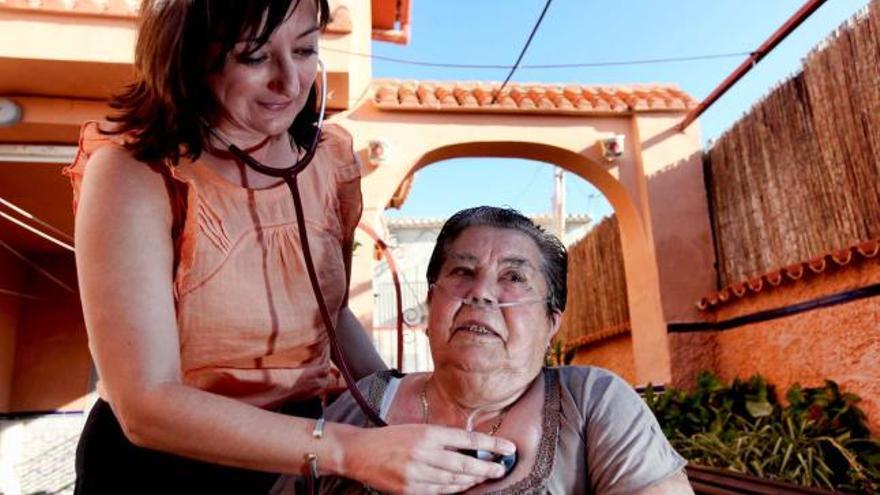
left=0, top=98, right=22, bottom=127
left=368, top=139, right=390, bottom=168
left=599, top=135, right=625, bottom=162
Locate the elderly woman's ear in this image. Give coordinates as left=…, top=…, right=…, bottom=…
left=548, top=311, right=562, bottom=343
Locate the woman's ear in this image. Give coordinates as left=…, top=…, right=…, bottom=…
left=547, top=311, right=562, bottom=342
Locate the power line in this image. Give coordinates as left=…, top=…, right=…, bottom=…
left=0, top=209, right=74, bottom=252
left=321, top=46, right=753, bottom=71
left=507, top=163, right=545, bottom=205
left=491, top=0, right=554, bottom=104
left=0, top=239, right=76, bottom=294
left=0, top=197, right=73, bottom=243
left=0, top=287, right=41, bottom=300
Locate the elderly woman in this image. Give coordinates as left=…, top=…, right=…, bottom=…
left=316, top=207, right=693, bottom=494
left=69, top=1, right=512, bottom=493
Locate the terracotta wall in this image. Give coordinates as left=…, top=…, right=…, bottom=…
left=0, top=249, right=24, bottom=411
left=693, top=259, right=879, bottom=434
left=569, top=333, right=636, bottom=385
left=574, top=260, right=880, bottom=434
left=9, top=254, right=90, bottom=412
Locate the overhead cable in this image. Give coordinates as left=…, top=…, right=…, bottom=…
left=0, top=287, right=41, bottom=300
left=0, top=197, right=74, bottom=243
left=0, top=239, right=76, bottom=294
left=490, top=0, right=554, bottom=104
left=320, top=47, right=753, bottom=70
left=0, top=210, right=74, bottom=252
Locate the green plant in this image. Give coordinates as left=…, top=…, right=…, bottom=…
left=644, top=372, right=880, bottom=493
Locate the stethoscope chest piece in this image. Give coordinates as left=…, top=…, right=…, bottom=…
left=460, top=449, right=518, bottom=477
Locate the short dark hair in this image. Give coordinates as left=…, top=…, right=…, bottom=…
left=426, top=206, right=568, bottom=315
left=106, top=0, right=331, bottom=165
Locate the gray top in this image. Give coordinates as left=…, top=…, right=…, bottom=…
left=315, top=366, right=686, bottom=494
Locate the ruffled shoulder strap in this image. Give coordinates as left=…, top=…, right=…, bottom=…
left=320, top=123, right=362, bottom=184
left=319, top=123, right=363, bottom=292
left=63, top=121, right=121, bottom=216
left=63, top=121, right=188, bottom=242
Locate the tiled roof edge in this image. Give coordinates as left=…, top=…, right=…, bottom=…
left=372, top=79, right=697, bottom=115
left=696, top=239, right=880, bottom=311
left=562, top=321, right=631, bottom=352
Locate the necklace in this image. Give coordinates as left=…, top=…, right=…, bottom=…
left=420, top=376, right=509, bottom=435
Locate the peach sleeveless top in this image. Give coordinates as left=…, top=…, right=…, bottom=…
left=66, top=121, right=362, bottom=408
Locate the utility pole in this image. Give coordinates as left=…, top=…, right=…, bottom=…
left=552, top=167, right=566, bottom=241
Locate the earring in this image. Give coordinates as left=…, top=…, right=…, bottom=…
left=544, top=346, right=554, bottom=366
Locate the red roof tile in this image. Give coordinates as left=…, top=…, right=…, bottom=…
left=326, top=4, right=352, bottom=34
left=562, top=321, right=631, bottom=353
left=373, top=80, right=697, bottom=115
left=1, top=0, right=376, bottom=36
left=697, top=239, right=880, bottom=311
left=0, top=0, right=139, bottom=18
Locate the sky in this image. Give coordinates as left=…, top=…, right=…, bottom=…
left=371, top=0, right=870, bottom=222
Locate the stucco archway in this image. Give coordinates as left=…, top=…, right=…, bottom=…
left=358, top=139, right=671, bottom=385
left=336, top=80, right=713, bottom=386
left=427, top=142, right=668, bottom=385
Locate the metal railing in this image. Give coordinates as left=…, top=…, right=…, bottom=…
left=687, top=465, right=838, bottom=494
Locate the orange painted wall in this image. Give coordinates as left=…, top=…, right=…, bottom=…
left=0, top=248, right=25, bottom=411
left=708, top=260, right=880, bottom=434
left=668, top=331, right=717, bottom=391
left=573, top=260, right=879, bottom=434
left=670, top=259, right=880, bottom=433
left=10, top=254, right=91, bottom=412
left=570, top=333, right=637, bottom=385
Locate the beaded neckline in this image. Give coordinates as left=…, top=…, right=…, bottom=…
left=364, top=369, right=561, bottom=495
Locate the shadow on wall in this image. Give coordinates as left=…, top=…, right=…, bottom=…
left=644, top=150, right=717, bottom=323
left=2, top=252, right=90, bottom=414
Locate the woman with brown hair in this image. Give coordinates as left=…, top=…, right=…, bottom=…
left=68, top=1, right=513, bottom=492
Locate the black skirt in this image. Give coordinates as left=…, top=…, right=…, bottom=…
left=74, top=398, right=322, bottom=494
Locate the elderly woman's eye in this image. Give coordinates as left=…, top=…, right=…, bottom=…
left=449, top=267, right=474, bottom=277
left=502, top=271, right=528, bottom=284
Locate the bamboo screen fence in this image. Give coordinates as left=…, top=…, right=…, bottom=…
left=559, top=215, right=630, bottom=347
left=705, top=0, right=880, bottom=286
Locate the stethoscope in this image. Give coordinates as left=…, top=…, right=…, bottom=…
left=204, top=58, right=386, bottom=427
left=205, top=58, right=518, bottom=477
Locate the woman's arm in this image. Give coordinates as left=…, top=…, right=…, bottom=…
left=74, top=144, right=328, bottom=473
left=335, top=306, right=388, bottom=379
left=632, top=470, right=694, bottom=495
left=75, top=145, right=511, bottom=493
left=570, top=368, right=692, bottom=495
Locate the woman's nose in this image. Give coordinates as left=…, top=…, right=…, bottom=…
left=268, top=56, right=301, bottom=96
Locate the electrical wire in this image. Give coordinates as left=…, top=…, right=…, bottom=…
left=0, top=197, right=74, bottom=243
left=0, top=288, right=41, bottom=300
left=0, top=197, right=76, bottom=293
left=491, top=0, right=554, bottom=104
left=0, top=239, right=76, bottom=294
left=506, top=162, right=544, bottom=205
left=320, top=47, right=752, bottom=71
left=0, top=210, right=74, bottom=252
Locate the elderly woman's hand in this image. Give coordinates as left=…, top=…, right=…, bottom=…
left=344, top=423, right=516, bottom=494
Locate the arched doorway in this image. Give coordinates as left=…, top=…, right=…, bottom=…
left=337, top=80, right=711, bottom=386
left=397, top=141, right=670, bottom=384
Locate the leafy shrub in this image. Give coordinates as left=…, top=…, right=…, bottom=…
left=644, top=372, right=880, bottom=493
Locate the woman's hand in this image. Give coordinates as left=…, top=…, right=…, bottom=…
left=341, top=423, right=516, bottom=494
